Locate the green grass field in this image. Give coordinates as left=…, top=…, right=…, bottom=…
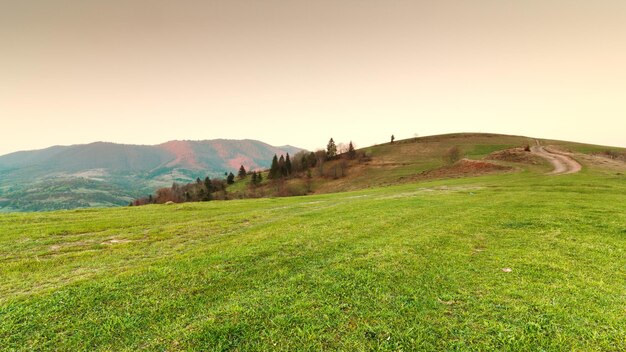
left=1, top=164, right=625, bottom=350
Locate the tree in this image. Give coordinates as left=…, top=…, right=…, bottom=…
left=257, top=172, right=263, bottom=183
left=204, top=176, right=215, bottom=192
left=238, top=165, right=247, bottom=179
left=446, top=146, right=462, bottom=164
left=326, top=138, right=337, bottom=159
left=291, top=150, right=309, bottom=172
left=299, top=153, right=308, bottom=171
left=278, top=155, right=287, bottom=177
left=226, top=172, right=235, bottom=184
left=348, top=141, right=356, bottom=160
left=206, top=178, right=214, bottom=200
left=285, top=153, right=292, bottom=175
left=308, top=152, right=317, bottom=168
left=391, top=135, right=395, bottom=144
left=250, top=172, right=258, bottom=186
left=268, top=154, right=279, bottom=179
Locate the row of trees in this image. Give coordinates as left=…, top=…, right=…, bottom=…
left=132, top=163, right=269, bottom=206
left=131, top=176, right=229, bottom=206
left=132, top=137, right=367, bottom=206
left=266, top=139, right=360, bottom=179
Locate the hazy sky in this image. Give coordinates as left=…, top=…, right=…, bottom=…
left=1, top=0, right=625, bottom=155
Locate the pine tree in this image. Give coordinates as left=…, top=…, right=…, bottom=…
left=326, top=138, right=337, bottom=159
left=278, top=155, right=287, bottom=177
left=285, top=153, right=292, bottom=175
left=301, top=153, right=308, bottom=170
left=251, top=172, right=258, bottom=185
left=268, top=154, right=279, bottom=179
left=204, top=177, right=213, bottom=192
left=227, top=172, right=235, bottom=184
left=348, top=141, right=356, bottom=159
left=391, top=135, right=395, bottom=144
left=238, top=165, right=247, bottom=179
left=308, top=152, right=317, bottom=168
left=257, top=172, right=263, bottom=183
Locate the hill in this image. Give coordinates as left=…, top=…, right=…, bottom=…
left=0, top=140, right=301, bottom=212
left=0, top=138, right=624, bottom=349
left=224, top=133, right=625, bottom=199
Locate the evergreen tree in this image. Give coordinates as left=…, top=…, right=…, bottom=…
left=348, top=141, right=356, bottom=159
left=391, top=134, right=395, bottom=144
left=204, top=177, right=213, bottom=192
left=301, top=153, right=308, bottom=170
left=238, top=165, right=247, bottom=179
left=326, top=138, right=337, bottom=159
left=308, top=152, right=317, bottom=168
left=251, top=172, right=258, bottom=185
left=227, top=172, right=235, bottom=184
left=257, top=172, right=263, bottom=183
left=268, top=154, right=279, bottom=179
left=279, top=155, right=287, bottom=177
left=196, top=177, right=202, bottom=184
left=285, top=153, right=292, bottom=175
left=202, top=177, right=213, bottom=201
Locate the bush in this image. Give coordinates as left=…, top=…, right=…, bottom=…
left=445, top=146, right=462, bottom=164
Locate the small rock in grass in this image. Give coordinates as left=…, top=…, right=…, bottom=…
left=502, top=268, right=513, bottom=273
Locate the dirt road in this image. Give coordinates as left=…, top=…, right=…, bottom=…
left=530, top=140, right=582, bottom=175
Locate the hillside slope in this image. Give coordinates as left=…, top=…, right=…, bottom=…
left=225, top=133, right=625, bottom=199
left=1, top=161, right=624, bottom=350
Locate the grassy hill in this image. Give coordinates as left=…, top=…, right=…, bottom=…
left=226, top=132, right=625, bottom=198
left=1, top=134, right=625, bottom=350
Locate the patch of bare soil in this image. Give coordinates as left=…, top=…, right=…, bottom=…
left=101, top=239, right=133, bottom=245
left=416, top=159, right=513, bottom=179
left=486, top=147, right=544, bottom=164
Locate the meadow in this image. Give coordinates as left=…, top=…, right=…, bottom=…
left=1, top=164, right=625, bottom=350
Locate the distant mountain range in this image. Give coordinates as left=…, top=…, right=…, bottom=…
left=0, top=139, right=301, bottom=212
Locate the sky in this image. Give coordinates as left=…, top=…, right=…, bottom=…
left=1, top=0, right=625, bottom=156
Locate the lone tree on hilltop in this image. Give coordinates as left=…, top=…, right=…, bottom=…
left=238, top=165, right=247, bottom=179
left=391, top=135, right=395, bottom=144
left=226, top=172, right=235, bottom=184
left=327, top=138, right=337, bottom=159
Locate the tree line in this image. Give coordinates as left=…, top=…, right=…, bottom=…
left=131, top=137, right=369, bottom=206
left=130, top=176, right=228, bottom=206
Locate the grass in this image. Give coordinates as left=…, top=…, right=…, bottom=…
left=1, top=167, right=625, bottom=350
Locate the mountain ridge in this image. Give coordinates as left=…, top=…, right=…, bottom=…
left=0, top=139, right=302, bottom=212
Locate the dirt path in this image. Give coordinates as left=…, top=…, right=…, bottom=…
left=530, top=140, right=582, bottom=175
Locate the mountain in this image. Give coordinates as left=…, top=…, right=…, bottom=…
left=0, top=139, right=302, bottom=212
